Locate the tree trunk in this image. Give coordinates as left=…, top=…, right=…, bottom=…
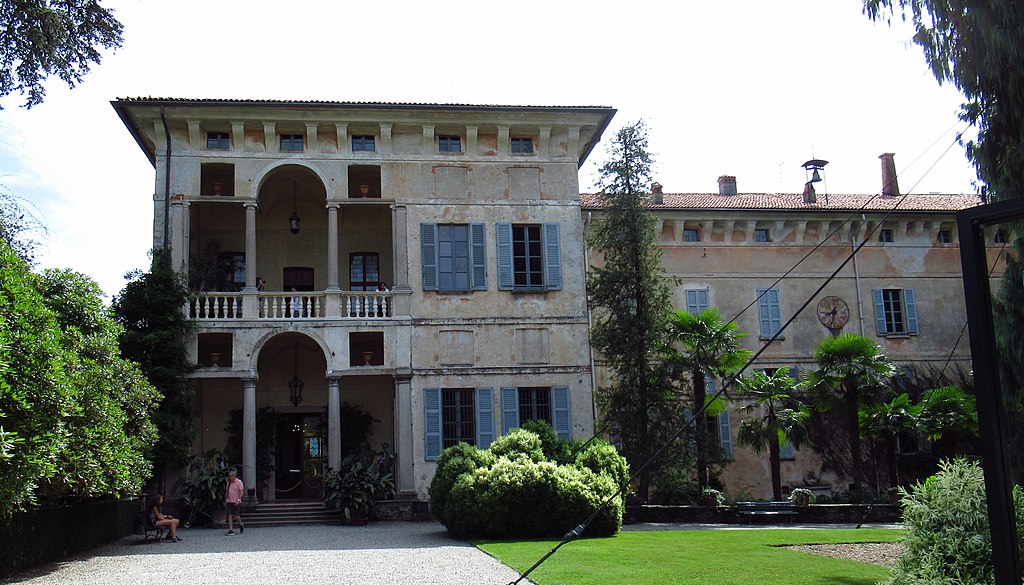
left=846, top=383, right=862, bottom=491
left=886, top=437, right=899, bottom=489
left=769, top=434, right=782, bottom=501
left=694, top=370, right=708, bottom=489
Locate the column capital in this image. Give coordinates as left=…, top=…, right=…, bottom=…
left=244, top=201, right=259, bottom=210
left=395, top=368, right=413, bottom=383
left=243, top=375, right=259, bottom=386
left=326, top=202, right=341, bottom=210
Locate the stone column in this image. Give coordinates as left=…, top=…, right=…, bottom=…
left=245, top=203, right=258, bottom=289
left=327, top=376, right=342, bottom=472
left=395, top=371, right=414, bottom=495
left=242, top=377, right=258, bottom=491
left=391, top=203, right=411, bottom=316
left=169, top=196, right=186, bottom=273
left=327, top=204, right=340, bottom=290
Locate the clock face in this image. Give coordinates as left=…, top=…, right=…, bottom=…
left=817, top=296, right=850, bottom=330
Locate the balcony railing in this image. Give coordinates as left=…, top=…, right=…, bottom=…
left=187, top=291, right=392, bottom=321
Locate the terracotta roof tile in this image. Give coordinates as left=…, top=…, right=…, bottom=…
left=579, top=192, right=980, bottom=212
left=113, top=97, right=613, bottom=110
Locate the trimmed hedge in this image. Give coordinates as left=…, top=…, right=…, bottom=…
left=0, top=497, right=140, bottom=577
left=429, top=428, right=628, bottom=539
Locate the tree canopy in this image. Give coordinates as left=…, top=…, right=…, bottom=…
left=0, top=0, right=123, bottom=109
left=586, top=121, right=674, bottom=500
left=0, top=239, right=158, bottom=514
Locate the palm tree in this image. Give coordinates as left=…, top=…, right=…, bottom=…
left=859, top=392, right=916, bottom=490
left=803, top=333, right=894, bottom=492
left=737, top=368, right=809, bottom=500
left=662, top=307, right=751, bottom=489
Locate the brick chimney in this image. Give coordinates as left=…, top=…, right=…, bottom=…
left=718, top=175, right=737, bottom=196
left=651, top=182, right=663, bottom=204
left=880, top=153, right=899, bottom=196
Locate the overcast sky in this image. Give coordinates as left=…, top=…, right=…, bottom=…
left=0, top=0, right=977, bottom=299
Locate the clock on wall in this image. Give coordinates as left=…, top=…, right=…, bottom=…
left=816, top=296, right=850, bottom=332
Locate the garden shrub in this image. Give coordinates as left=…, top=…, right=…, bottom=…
left=887, top=458, right=1024, bottom=584
left=488, top=428, right=546, bottom=462
left=651, top=468, right=700, bottom=505
left=429, top=429, right=628, bottom=539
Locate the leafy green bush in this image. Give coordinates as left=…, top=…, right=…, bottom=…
left=429, top=429, right=628, bottom=538
left=651, top=468, right=700, bottom=505
left=700, top=487, right=725, bottom=507
left=488, top=428, right=545, bottom=462
left=323, top=454, right=394, bottom=520
left=887, top=458, right=1023, bottom=584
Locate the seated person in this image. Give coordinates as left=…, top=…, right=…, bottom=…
left=146, top=492, right=182, bottom=541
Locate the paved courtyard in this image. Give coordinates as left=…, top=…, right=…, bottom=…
left=7, top=522, right=530, bottom=585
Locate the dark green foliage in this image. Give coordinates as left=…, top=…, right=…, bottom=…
left=886, top=458, right=1024, bottom=584
left=322, top=454, right=395, bottom=520
left=339, top=401, right=378, bottom=458
left=0, top=497, right=139, bottom=577
left=180, top=449, right=230, bottom=522
left=864, top=0, right=1024, bottom=202
left=0, top=241, right=159, bottom=515
left=587, top=121, right=674, bottom=500
left=429, top=429, right=628, bottom=539
left=650, top=468, right=700, bottom=505
left=111, top=249, right=194, bottom=474
left=993, top=240, right=1024, bottom=484
left=0, top=188, right=45, bottom=265
left=804, top=334, right=894, bottom=491
left=0, top=0, right=123, bottom=108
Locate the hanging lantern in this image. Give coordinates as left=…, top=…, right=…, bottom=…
left=288, top=344, right=303, bottom=406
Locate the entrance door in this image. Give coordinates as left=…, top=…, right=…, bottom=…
left=275, top=413, right=325, bottom=500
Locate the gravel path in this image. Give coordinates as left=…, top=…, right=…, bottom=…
left=784, top=542, right=905, bottom=568
left=6, top=522, right=530, bottom=585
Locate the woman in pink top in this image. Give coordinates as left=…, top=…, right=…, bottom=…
left=224, top=469, right=245, bottom=535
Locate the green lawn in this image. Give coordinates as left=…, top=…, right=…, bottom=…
left=479, top=528, right=902, bottom=585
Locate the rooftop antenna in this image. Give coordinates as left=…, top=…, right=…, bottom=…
left=802, top=158, right=829, bottom=205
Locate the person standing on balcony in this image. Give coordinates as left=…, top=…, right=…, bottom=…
left=256, top=276, right=265, bottom=292
left=290, top=286, right=301, bottom=318
left=376, top=282, right=390, bottom=317
left=224, top=469, right=245, bottom=535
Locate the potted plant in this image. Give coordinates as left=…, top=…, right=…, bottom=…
left=789, top=488, right=813, bottom=507
left=700, top=487, right=725, bottom=508
left=323, top=453, right=395, bottom=523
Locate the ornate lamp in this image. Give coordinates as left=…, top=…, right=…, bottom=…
left=289, top=180, right=301, bottom=235
left=288, top=344, right=303, bottom=407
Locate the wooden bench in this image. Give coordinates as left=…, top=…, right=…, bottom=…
left=138, top=511, right=169, bottom=541
left=734, top=501, right=799, bottom=523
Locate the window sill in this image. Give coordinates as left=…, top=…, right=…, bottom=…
left=508, top=288, right=550, bottom=295
left=759, top=336, right=785, bottom=341
left=880, top=334, right=913, bottom=339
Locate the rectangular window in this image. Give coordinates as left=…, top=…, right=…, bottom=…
left=879, top=228, right=894, bottom=243
left=438, top=135, right=462, bottom=153
left=683, top=228, right=701, bottom=242
left=280, top=134, right=304, bottom=152
left=441, top=388, right=476, bottom=449
left=995, top=229, right=1009, bottom=244
left=501, top=386, right=570, bottom=438
left=754, top=228, right=771, bottom=243
left=872, top=288, right=919, bottom=336
left=937, top=229, right=952, bottom=244
left=421, top=223, right=487, bottom=291
left=349, top=253, right=380, bottom=291
left=685, top=288, right=709, bottom=315
left=207, top=131, right=230, bottom=150
left=497, top=223, right=562, bottom=291
left=517, top=387, right=551, bottom=424
left=352, top=135, right=376, bottom=152
left=718, top=411, right=732, bottom=457
left=757, top=288, right=783, bottom=338
left=217, top=252, right=245, bottom=291
left=779, top=441, right=795, bottom=460
left=510, top=137, right=534, bottom=154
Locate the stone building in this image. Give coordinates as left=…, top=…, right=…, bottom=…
left=582, top=156, right=982, bottom=499
left=111, top=98, right=615, bottom=501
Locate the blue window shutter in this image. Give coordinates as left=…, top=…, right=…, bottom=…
left=789, top=366, right=801, bottom=384
left=872, top=288, right=886, bottom=335
left=421, top=224, right=438, bottom=291
left=552, top=386, right=571, bottom=440
left=686, top=289, right=699, bottom=314
left=757, top=288, right=771, bottom=337
left=476, top=387, right=494, bottom=448
left=501, top=387, right=519, bottom=435
left=424, top=388, right=441, bottom=460
left=543, top=222, right=562, bottom=290
left=904, top=288, right=919, bottom=335
left=768, top=289, right=781, bottom=336
left=470, top=223, right=487, bottom=290
left=718, top=411, right=732, bottom=457
left=496, top=223, right=513, bottom=290
left=698, top=289, right=709, bottom=312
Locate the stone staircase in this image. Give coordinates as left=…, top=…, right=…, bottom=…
left=240, top=500, right=341, bottom=527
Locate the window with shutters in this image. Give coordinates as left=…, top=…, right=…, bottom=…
left=872, top=288, right=919, bottom=336
left=779, top=441, right=795, bottom=460
left=500, top=386, right=571, bottom=439
left=756, top=288, right=783, bottom=339
left=421, top=223, right=486, bottom=291
left=517, top=387, right=551, bottom=424
left=685, top=288, right=709, bottom=315
left=496, top=223, right=562, bottom=291
left=425, top=387, right=493, bottom=460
